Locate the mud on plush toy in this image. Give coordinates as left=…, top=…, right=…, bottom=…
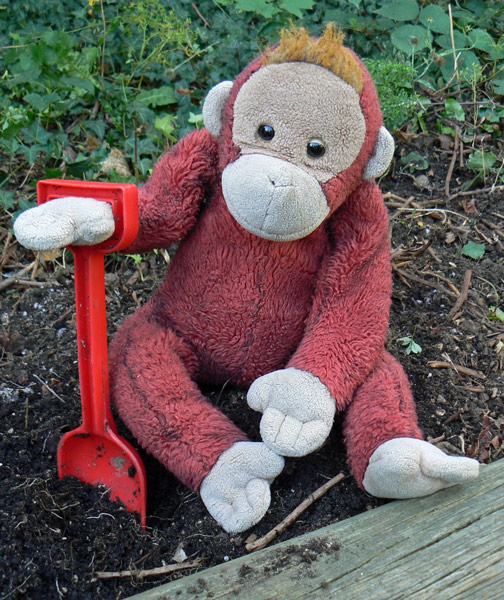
left=15, top=25, right=479, bottom=533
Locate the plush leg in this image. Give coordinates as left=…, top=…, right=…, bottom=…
left=344, top=350, right=478, bottom=497
left=109, top=305, right=248, bottom=492
left=342, top=349, right=422, bottom=487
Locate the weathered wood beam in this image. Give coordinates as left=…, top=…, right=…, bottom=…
left=127, top=459, right=504, bottom=600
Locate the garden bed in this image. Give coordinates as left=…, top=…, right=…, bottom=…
left=1, top=130, right=503, bottom=599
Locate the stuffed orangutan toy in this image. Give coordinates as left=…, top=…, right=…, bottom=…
left=14, top=25, right=478, bottom=533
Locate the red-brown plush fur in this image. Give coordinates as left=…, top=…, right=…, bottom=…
left=109, top=42, right=423, bottom=494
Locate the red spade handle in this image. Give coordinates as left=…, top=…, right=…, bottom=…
left=37, top=180, right=139, bottom=434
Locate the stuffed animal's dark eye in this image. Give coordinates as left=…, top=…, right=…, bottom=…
left=258, top=124, right=275, bottom=141
left=307, top=139, right=326, bottom=158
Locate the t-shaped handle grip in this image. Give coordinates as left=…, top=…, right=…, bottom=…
left=37, top=179, right=139, bottom=253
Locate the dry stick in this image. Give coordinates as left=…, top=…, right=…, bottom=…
left=95, top=558, right=202, bottom=581
left=480, top=218, right=504, bottom=240
left=448, top=269, right=472, bottom=321
left=191, top=2, right=210, bottom=27
left=394, top=268, right=458, bottom=299
left=246, top=473, right=345, bottom=553
left=447, top=184, right=504, bottom=201
left=445, top=125, right=459, bottom=198
left=428, top=361, right=486, bottom=380
left=0, top=231, right=13, bottom=269
left=0, top=261, right=36, bottom=293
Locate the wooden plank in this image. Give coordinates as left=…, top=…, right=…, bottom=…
left=126, top=459, right=504, bottom=600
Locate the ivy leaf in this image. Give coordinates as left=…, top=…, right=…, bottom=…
left=137, top=86, right=177, bottom=108
left=493, top=80, right=504, bottom=95
left=468, top=28, right=500, bottom=57
left=400, top=152, right=429, bottom=171
left=24, top=92, right=60, bottom=112
left=467, top=151, right=497, bottom=172
left=419, top=5, right=451, bottom=34
left=280, top=0, right=314, bottom=17
left=375, top=0, right=419, bottom=22
left=391, top=24, right=432, bottom=55
left=462, top=241, right=485, bottom=260
left=155, top=114, right=176, bottom=141
left=444, top=98, right=465, bottom=122
left=235, top=0, right=278, bottom=18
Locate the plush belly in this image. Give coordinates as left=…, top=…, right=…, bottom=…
left=153, top=207, right=325, bottom=386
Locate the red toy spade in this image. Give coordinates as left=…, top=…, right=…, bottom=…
left=37, top=180, right=147, bottom=528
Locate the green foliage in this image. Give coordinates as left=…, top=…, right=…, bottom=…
left=364, top=60, right=418, bottom=131
left=1, top=0, right=503, bottom=212
left=462, top=241, right=486, bottom=260
left=397, top=334, right=422, bottom=355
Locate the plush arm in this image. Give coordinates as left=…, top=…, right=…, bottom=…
left=287, top=182, right=392, bottom=409
left=247, top=182, right=392, bottom=456
left=125, top=128, right=219, bottom=253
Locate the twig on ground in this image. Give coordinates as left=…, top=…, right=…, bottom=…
left=0, top=232, right=13, bottom=270
left=0, top=261, right=37, bottom=293
left=246, top=473, right=345, bottom=553
left=445, top=125, right=459, bottom=198
left=32, top=374, right=66, bottom=404
left=95, top=558, right=202, bottom=580
left=474, top=226, right=493, bottom=245
left=421, top=270, right=460, bottom=295
left=447, top=185, right=504, bottom=202
left=480, top=218, right=504, bottom=240
left=448, top=270, right=472, bottom=320
left=428, top=361, right=486, bottom=380
left=394, top=268, right=458, bottom=299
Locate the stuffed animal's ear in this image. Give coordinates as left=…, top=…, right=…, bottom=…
left=363, top=126, right=395, bottom=181
left=202, top=81, right=233, bottom=137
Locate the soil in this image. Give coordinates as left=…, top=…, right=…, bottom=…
left=1, top=128, right=503, bottom=600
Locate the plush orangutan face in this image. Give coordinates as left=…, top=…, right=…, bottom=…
left=203, top=59, right=394, bottom=242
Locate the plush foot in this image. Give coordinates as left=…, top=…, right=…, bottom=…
left=247, top=368, right=335, bottom=457
left=362, top=437, right=480, bottom=498
left=199, top=442, right=284, bottom=533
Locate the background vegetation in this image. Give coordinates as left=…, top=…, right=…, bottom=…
left=1, top=0, right=503, bottom=216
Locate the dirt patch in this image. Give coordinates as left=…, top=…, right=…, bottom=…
left=1, top=131, right=503, bottom=599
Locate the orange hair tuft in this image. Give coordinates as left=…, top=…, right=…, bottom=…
left=263, top=23, right=363, bottom=94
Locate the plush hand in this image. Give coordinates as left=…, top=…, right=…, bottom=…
left=362, top=437, right=480, bottom=498
left=14, top=197, right=115, bottom=251
left=199, top=442, right=284, bottom=533
left=247, top=367, right=335, bottom=457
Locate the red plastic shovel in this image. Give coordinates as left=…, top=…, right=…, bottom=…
left=37, top=180, right=147, bottom=528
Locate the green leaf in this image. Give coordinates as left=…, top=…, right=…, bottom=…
left=397, top=336, right=422, bottom=355
left=0, top=190, right=15, bottom=211
left=235, top=0, right=278, bottom=18
left=280, top=0, right=314, bottom=17
left=24, top=92, right=60, bottom=112
left=391, top=25, right=432, bottom=55
left=468, top=29, right=496, bottom=55
left=436, top=31, right=467, bottom=51
left=400, top=152, right=429, bottom=171
left=444, top=99, right=465, bottom=122
left=406, top=340, right=422, bottom=355
left=155, top=114, right=175, bottom=140
left=419, top=5, right=451, bottom=34
left=375, top=0, right=419, bottom=22
left=137, top=86, right=177, bottom=108
left=467, top=150, right=497, bottom=172
left=489, top=307, right=504, bottom=322
left=462, top=241, right=486, bottom=260
left=493, top=80, right=504, bottom=96
left=188, top=112, right=204, bottom=128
